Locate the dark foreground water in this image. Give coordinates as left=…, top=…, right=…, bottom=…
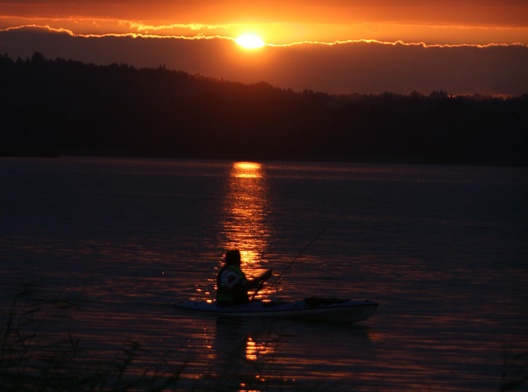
left=1, top=157, right=527, bottom=391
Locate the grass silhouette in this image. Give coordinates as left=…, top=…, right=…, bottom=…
left=0, top=284, right=186, bottom=392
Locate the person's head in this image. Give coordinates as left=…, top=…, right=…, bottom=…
left=225, top=249, right=241, bottom=266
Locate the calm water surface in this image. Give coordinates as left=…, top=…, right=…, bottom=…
left=1, top=157, right=527, bottom=391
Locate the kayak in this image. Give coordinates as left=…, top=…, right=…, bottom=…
left=173, top=297, right=378, bottom=323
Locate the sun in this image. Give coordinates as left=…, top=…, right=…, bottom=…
left=235, top=33, right=265, bottom=50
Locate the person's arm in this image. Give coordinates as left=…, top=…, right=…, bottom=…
left=246, top=269, right=273, bottom=289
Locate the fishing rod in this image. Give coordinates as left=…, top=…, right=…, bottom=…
left=259, top=226, right=328, bottom=297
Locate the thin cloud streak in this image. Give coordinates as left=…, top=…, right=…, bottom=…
left=268, top=39, right=527, bottom=49
left=2, top=25, right=526, bottom=49
left=1, top=24, right=234, bottom=41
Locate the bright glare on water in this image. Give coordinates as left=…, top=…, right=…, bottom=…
left=1, top=157, right=527, bottom=391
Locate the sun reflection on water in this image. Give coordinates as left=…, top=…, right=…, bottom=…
left=220, top=161, right=271, bottom=272
left=245, top=336, right=274, bottom=362
left=213, top=161, right=277, bottom=386
left=232, top=161, right=263, bottom=179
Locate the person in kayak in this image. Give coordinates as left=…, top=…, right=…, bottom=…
left=216, top=249, right=272, bottom=306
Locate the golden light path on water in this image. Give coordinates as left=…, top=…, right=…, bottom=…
left=202, top=161, right=272, bottom=302
left=214, top=161, right=279, bottom=386
left=221, top=161, right=271, bottom=272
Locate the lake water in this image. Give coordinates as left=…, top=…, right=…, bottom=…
left=1, top=157, right=527, bottom=391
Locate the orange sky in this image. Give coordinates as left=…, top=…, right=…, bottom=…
left=1, top=0, right=527, bottom=45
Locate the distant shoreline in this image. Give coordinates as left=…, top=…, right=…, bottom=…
left=2, top=150, right=526, bottom=167
left=0, top=148, right=60, bottom=158
left=2, top=53, right=527, bottom=167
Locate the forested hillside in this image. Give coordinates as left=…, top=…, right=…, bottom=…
left=1, top=52, right=527, bottom=164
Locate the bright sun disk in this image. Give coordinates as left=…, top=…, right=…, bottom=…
left=235, top=33, right=265, bottom=49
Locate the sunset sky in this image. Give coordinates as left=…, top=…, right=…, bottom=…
left=1, top=0, right=527, bottom=95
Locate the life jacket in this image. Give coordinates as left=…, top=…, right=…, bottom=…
left=216, top=264, right=249, bottom=306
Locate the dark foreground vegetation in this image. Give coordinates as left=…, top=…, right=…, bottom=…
left=0, top=286, right=185, bottom=392
left=1, top=52, right=527, bottom=164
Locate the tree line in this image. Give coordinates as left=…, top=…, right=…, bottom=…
left=1, top=52, right=527, bottom=164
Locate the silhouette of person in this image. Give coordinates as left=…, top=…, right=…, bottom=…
left=216, top=250, right=272, bottom=306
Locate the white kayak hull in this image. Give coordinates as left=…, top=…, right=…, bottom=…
left=173, top=298, right=378, bottom=323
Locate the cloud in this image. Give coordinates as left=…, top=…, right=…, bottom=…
left=1, top=26, right=527, bottom=96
